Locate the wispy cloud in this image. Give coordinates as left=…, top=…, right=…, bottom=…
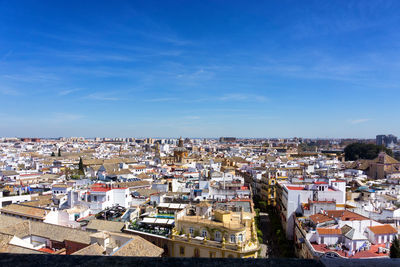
left=59, top=88, right=80, bottom=96
left=349, top=118, right=370, bottom=124
left=1, top=50, right=13, bottom=61
left=53, top=51, right=137, bottom=62
left=218, top=93, right=268, bottom=102
left=51, top=113, right=84, bottom=122
left=143, top=94, right=269, bottom=104
left=183, top=115, right=201, bottom=120
left=0, top=87, right=20, bottom=96
left=85, top=93, right=119, bottom=101
left=1, top=72, right=59, bottom=82
left=144, top=32, right=191, bottom=46
left=144, top=97, right=179, bottom=102
left=177, top=68, right=214, bottom=82
left=0, top=112, right=84, bottom=125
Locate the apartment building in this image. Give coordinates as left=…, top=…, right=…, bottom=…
left=276, top=179, right=346, bottom=239
left=170, top=201, right=259, bottom=258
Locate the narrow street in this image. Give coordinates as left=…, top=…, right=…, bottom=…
left=258, top=211, right=295, bottom=258
left=259, top=212, right=274, bottom=258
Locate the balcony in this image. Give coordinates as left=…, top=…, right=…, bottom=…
left=172, top=234, right=259, bottom=253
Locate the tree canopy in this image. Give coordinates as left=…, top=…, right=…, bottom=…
left=78, top=157, right=85, bottom=176
left=390, top=236, right=400, bottom=258
left=344, top=143, right=393, bottom=161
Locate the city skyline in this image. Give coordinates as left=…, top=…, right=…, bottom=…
left=1, top=1, right=400, bottom=138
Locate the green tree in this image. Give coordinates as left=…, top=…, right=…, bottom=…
left=344, top=143, right=393, bottom=161
left=390, top=236, right=400, bottom=258
left=58, top=148, right=61, bottom=157
left=258, top=201, right=267, bottom=212
left=51, top=152, right=55, bottom=157
left=78, top=157, right=85, bottom=176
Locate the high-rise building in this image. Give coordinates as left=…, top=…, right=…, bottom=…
left=376, top=134, right=397, bottom=147
left=376, top=135, right=385, bottom=146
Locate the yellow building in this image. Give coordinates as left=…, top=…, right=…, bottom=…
left=161, top=137, right=199, bottom=164
left=173, top=137, right=188, bottom=163
left=259, top=168, right=289, bottom=206
left=170, top=202, right=260, bottom=258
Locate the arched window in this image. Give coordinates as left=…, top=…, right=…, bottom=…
left=238, top=234, right=243, bottom=242
left=230, top=234, right=236, bottom=243
left=201, top=229, right=207, bottom=238
left=215, top=231, right=221, bottom=241
left=189, top=227, right=194, bottom=236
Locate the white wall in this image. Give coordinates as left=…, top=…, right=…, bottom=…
left=317, top=234, right=340, bottom=245
left=0, top=194, right=33, bottom=208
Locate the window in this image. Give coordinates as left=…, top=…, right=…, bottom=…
left=189, top=227, right=194, bottom=236
left=215, top=231, right=221, bottom=241
left=230, top=234, right=236, bottom=243
left=94, top=196, right=97, bottom=201
left=201, top=229, right=207, bottom=238
left=179, top=246, right=185, bottom=255
left=209, top=251, right=216, bottom=258
left=238, top=234, right=243, bottom=242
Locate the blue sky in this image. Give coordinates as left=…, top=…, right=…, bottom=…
left=1, top=0, right=400, bottom=138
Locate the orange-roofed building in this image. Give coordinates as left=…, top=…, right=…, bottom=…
left=366, top=224, right=398, bottom=245
left=309, top=213, right=334, bottom=225
left=316, top=228, right=341, bottom=235
left=316, top=227, right=341, bottom=246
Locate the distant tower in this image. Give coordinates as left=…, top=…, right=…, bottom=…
left=178, top=137, right=184, bottom=147
left=155, top=142, right=161, bottom=158
left=174, top=137, right=188, bottom=163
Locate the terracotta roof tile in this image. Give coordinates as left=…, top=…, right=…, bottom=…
left=309, top=214, right=334, bottom=224
left=111, top=236, right=163, bottom=257
left=316, top=228, right=341, bottom=235
left=0, top=204, right=48, bottom=219
left=72, top=243, right=104, bottom=255
left=325, top=210, right=369, bottom=221
left=368, top=225, right=397, bottom=235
